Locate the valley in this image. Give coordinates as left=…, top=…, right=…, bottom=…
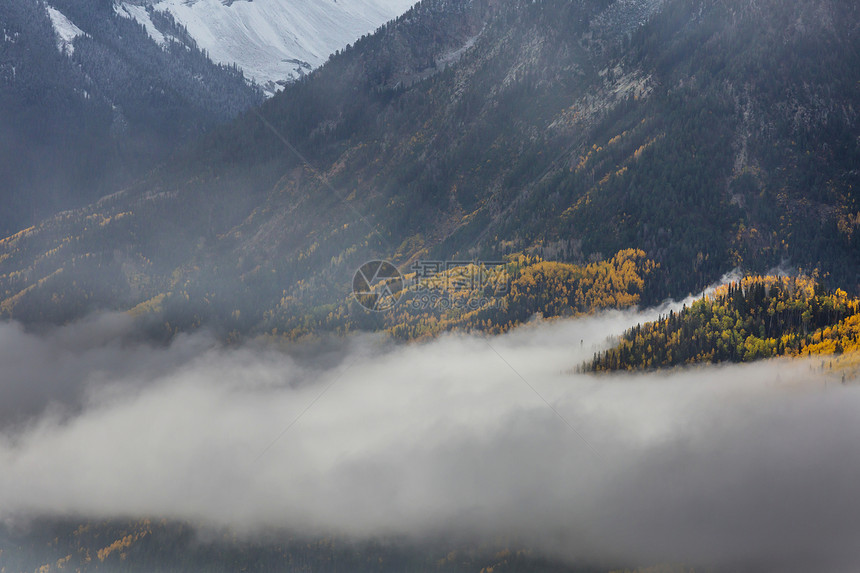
left=1, top=0, right=859, bottom=571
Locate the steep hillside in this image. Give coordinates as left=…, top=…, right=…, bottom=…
left=1, top=0, right=858, bottom=340
left=587, top=275, right=860, bottom=372
left=121, top=0, right=418, bottom=96
left=0, top=0, right=262, bottom=236
left=0, top=518, right=602, bottom=573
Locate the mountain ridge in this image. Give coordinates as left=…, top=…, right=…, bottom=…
left=0, top=0, right=263, bottom=236
left=1, top=0, right=858, bottom=340
left=117, top=0, right=418, bottom=95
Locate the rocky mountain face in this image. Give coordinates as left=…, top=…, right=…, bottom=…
left=1, top=0, right=858, bottom=338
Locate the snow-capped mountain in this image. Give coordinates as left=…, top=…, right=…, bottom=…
left=0, top=0, right=262, bottom=235
left=116, top=0, right=417, bottom=95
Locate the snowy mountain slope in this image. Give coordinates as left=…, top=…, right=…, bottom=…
left=117, top=0, right=417, bottom=95
left=114, top=3, right=169, bottom=45
left=45, top=5, right=86, bottom=55
left=0, top=0, right=262, bottom=236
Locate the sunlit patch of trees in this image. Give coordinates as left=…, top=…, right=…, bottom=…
left=274, top=249, right=657, bottom=341
left=588, top=275, right=860, bottom=372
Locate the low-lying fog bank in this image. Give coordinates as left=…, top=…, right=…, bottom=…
left=0, top=305, right=857, bottom=571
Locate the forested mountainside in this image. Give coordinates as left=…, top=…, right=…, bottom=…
left=265, top=249, right=657, bottom=341
left=0, top=0, right=262, bottom=236
left=0, top=518, right=604, bottom=573
left=1, top=0, right=858, bottom=340
left=588, top=275, right=860, bottom=372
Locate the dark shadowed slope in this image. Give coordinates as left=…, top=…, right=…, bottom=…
left=1, top=0, right=858, bottom=339
left=0, top=0, right=262, bottom=236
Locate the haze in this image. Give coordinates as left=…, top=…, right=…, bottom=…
left=1, top=306, right=858, bottom=571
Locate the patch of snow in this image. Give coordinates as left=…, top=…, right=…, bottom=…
left=118, top=0, right=415, bottom=96
left=437, top=32, right=479, bottom=70
left=45, top=5, right=86, bottom=56
left=4, top=28, right=21, bottom=43
left=114, top=3, right=167, bottom=46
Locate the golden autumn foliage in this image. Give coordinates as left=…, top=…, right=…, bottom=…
left=275, top=249, right=657, bottom=341
left=96, top=529, right=148, bottom=562
left=589, top=275, right=860, bottom=372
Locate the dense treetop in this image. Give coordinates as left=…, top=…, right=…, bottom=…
left=587, top=275, right=860, bottom=372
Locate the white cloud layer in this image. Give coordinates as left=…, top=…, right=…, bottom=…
left=0, top=309, right=858, bottom=571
